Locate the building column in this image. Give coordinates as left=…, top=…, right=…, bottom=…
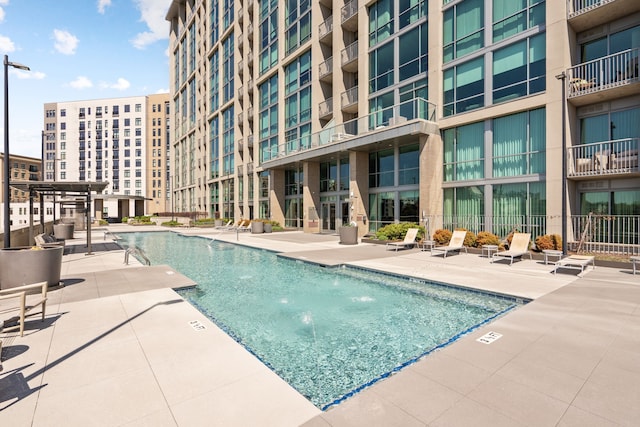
left=349, top=150, right=369, bottom=237
left=303, top=161, right=320, bottom=233
left=270, top=169, right=285, bottom=226
left=419, top=133, right=443, bottom=232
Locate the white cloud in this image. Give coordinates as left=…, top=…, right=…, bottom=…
left=155, top=88, right=169, bottom=94
left=53, top=29, right=79, bottom=55
left=0, top=34, right=15, bottom=53
left=69, top=76, right=93, bottom=89
left=131, top=0, right=171, bottom=49
left=0, top=0, right=7, bottom=23
left=12, top=69, right=46, bottom=80
left=100, top=77, right=131, bottom=90
left=97, top=0, right=112, bottom=14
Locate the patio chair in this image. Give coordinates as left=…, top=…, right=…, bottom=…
left=491, top=232, right=531, bottom=265
left=0, top=281, right=48, bottom=337
left=553, top=255, right=595, bottom=276
left=431, top=230, right=468, bottom=258
left=35, top=233, right=64, bottom=248
left=237, top=219, right=252, bottom=232
left=386, top=228, right=419, bottom=251
left=215, top=220, right=233, bottom=229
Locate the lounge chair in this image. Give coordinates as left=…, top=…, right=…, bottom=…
left=35, top=233, right=64, bottom=248
left=491, top=232, right=532, bottom=265
left=386, top=228, right=419, bottom=251
left=553, top=255, right=595, bottom=276
left=215, top=220, right=233, bottom=229
left=0, top=281, right=48, bottom=337
left=431, top=230, right=468, bottom=258
left=237, top=219, right=252, bottom=232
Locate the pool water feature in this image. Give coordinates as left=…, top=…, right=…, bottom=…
left=118, top=232, right=523, bottom=409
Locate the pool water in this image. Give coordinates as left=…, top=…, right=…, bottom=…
left=118, top=232, right=521, bottom=409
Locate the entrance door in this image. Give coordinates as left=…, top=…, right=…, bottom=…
left=321, top=202, right=336, bottom=232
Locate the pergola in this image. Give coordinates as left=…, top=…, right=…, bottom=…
left=9, top=181, right=109, bottom=254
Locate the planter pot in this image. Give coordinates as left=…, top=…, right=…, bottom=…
left=0, top=245, right=64, bottom=290
left=263, top=223, right=272, bottom=233
left=53, top=223, right=75, bottom=240
left=339, top=226, right=359, bottom=245
left=214, top=219, right=223, bottom=227
left=251, top=221, right=264, bottom=234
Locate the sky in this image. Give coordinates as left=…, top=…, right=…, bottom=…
left=0, top=0, right=173, bottom=159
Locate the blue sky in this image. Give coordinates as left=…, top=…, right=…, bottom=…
left=0, top=0, right=173, bottom=159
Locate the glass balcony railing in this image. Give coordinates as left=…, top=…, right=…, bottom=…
left=264, top=98, right=437, bottom=160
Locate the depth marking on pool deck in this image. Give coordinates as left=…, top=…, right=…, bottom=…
left=477, top=331, right=502, bottom=344
left=189, top=320, right=207, bottom=331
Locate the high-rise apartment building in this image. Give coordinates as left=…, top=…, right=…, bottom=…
left=43, top=94, right=170, bottom=221
left=167, top=0, right=639, bottom=246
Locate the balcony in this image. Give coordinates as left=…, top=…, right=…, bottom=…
left=248, top=49, right=254, bottom=66
left=567, top=138, right=639, bottom=179
left=237, top=164, right=243, bottom=175
left=341, top=40, right=358, bottom=72
left=319, top=16, right=333, bottom=44
left=238, top=60, right=244, bottom=76
left=341, top=0, right=358, bottom=31
left=566, top=48, right=640, bottom=106
left=238, top=86, right=244, bottom=100
left=247, top=23, right=254, bottom=40
left=262, top=97, right=437, bottom=162
left=341, top=86, right=358, bottom=113
left=247, top=162, right=254, bottom=174
left=318, top=57, right=334, bottom=82
left=319, top=98, right=333, bottom=119
left=567, top=0, right=640, bottom=32
left=247, top=134, right=254, bottom=148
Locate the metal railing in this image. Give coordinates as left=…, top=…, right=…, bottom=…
left=567, top=48, right=639, bottom=97
left=568, top=0, right=616, bottom=18
left=319, top=16, right=333, bottom=39
left=341, top=40, right=358, bottom=66
left=341, top=86, right=358, bottom=108
left=319, top=98, right=333, bottom=117
left=570, top=214, right=640, bottom=255
left=124, top=246, right=151, bottom=265
left=263, top=97, right=437, bottom=160
left=318, top=57, right=333, bottom=79
left=567, top=138, right=639, bottom=177
left=341, top=0, right=358, bottom=23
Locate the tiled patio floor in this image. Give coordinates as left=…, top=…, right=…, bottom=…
left=1, top=224, right=639, bottom=426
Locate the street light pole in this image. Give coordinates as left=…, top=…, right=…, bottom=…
left=3, top=55, right=30, bottom=248
left=555, top=71, right=568, bottom=255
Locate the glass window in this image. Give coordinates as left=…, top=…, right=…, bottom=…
left=369, top=41, right=395, bottom=93
left=369, top=148, right=395, bottom=188
left=443, top=186, right=485, bottom=220
left=443, top=121, right=484, bottom=181
left=443, top=0, right=484, bottom=62
left=443, top=56, right=484, bottom=116
left=399, top=23, right=428, bottom=82
left=399, top=0, right=426, bottom=29
left=493, top=108, right=546, bottom=177
left=493, top=0, right=545, bottom=43
left=369, top=0, right=394, bottom=46
left=492, top=34, right=545, bottom=104
left=259, top=0, right=278, bottom=74
left=399, top=144, right=420, bottom=185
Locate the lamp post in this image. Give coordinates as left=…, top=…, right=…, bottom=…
left=3, top=55, right=30, bottom=248
left=555, top=71, right=568, bottom=255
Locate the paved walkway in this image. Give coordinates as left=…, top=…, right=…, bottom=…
left=1, top=224, right=639, bottom=426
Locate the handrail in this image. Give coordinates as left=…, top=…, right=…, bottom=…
left=124, top=246, right=151, bottom=266
left=567, top=48, right=639, bottom=97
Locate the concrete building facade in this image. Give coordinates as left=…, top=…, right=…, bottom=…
left=166, top=0, right=640, bottom=247
left=43, top=94, right=171, bottom=221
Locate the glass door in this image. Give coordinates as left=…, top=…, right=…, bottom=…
left=321, top=202, right=336, bottom=232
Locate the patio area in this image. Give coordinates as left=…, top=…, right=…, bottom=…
left=1, top=224, right=639, bottom=426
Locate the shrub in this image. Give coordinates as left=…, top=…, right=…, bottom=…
left=194, top=218, right=216, bottom=225
left=535, top=234, right=562, bottom=251
left=122, top=216, right=129, bottom=223
left=475, top=231, right=500, bottom=247
left=432, top=228, right=452, bottom=245
left=161, top=220, right=181, bottom=227
left=98, top=219, right=108, bottom=226
left=375, top=222, right=424, bottom=241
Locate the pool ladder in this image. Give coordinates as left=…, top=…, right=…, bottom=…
left=124, top=246, right=151, bottom=266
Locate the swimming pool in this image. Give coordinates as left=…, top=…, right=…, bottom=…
left=118, top=232, right=522, bottom=409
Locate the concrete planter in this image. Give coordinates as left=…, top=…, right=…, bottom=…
left=214, top=219, right=224, bottom=227
left=0, top=245, right=64, bottom=290
left=339, top=226, right=359, bottom=245
left=251, top=221, right=264, bottom=234
left=263, top=223, right=272, bottom=233
left=53, top=223, right=75, bottom=240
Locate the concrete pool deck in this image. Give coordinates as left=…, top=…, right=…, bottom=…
left=1, top=224, right=639, bottom=426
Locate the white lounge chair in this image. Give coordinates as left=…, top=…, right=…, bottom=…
left=0, top=281, right=48, bottom=337
left=553, top=255, right=595, bottom=276
left=431, top=230, right=468, bottom=258
left=386, top=228, right=419, bottom=251
left=491, top=232, right=532, bottom=265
